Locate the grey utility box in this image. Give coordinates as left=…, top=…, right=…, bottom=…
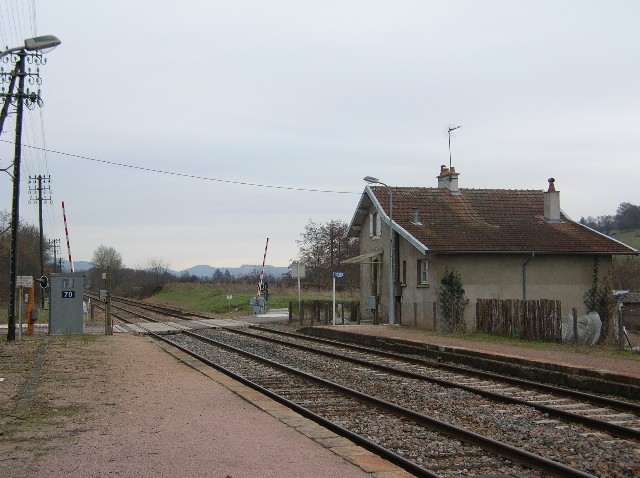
left=250, top=296, right=265, bottom=314
left=49, top=272, right=86, bottom=335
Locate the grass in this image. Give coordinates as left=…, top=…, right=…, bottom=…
left=447, top=331, right=640, bottom=360
left=147, top=282, right=358, bottom=315
left=0, top=307, right=49, bottom=325
left=608, top=228, right=640, bottom=249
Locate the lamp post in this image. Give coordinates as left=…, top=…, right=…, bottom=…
left=364, top=176, right=395, bottom=325
left=1, top=35, right=61, bottom=341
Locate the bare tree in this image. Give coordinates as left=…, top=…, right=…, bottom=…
left=146, top=257, right=171, bottom=288
left=92, top=245, right=123, bottom=270
left=91, top=245, right=124, bottom=289
left=296, top=219, right=359, bottom=288
left=0, top=210, right=52, bottom=299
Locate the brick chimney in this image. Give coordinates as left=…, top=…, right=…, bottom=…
left=544, top=178, right=561, bottom=223
left=437, top=165, right=460, bottom=194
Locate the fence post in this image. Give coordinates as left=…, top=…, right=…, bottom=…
left=618, top=307, right=624, bottom=350
left=432, top=302, right=437, bottom=331
left=300, top=300, right=305, bottom=325
left=311, top=300, right=316, bottom=326
left=572, top=308, right=578, bottom=345
left=288, top=301, right=293, bottom=324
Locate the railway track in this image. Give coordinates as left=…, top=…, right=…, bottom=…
left=87, top=296, right=640, bottom=476
left=166, top=330, right=596, bottom=477
left=228, top=326, right=640, bottom=440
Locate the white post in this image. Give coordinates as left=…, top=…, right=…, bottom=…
left=297, top=273, right=301, bottom=318
left=332, top=275, right=336, bottom=326
left=18, top=286, right=23, bottom=340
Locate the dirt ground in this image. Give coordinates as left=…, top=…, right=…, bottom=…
left=2, top=324, right=638, bottom=478
left=0, top=333, right=383, bottom=478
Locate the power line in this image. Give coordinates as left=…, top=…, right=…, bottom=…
left=0, top=139, right=360, bottom=195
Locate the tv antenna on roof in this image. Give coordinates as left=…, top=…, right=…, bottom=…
left=447, top=125, right=461, bottom=170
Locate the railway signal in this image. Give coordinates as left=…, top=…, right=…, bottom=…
left=36, top=275, right=49, bottom=289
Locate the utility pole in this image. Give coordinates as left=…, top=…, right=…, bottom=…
left=49, top=239, right=61, bottom=272
left=2, top=35, right=61, bottom=341
left=5, top=51, right=26, bottom=341
left=30, top=175, right=52, bottom=307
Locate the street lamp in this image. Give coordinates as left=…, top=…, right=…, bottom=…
left=1, top=35, right=61, bottom=341
left=364, top=176, right=395, bottom=325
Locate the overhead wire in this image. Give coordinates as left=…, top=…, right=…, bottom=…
left=0, top=139, right=360, bottom=195
left=0, top=0, right=61, bottom=251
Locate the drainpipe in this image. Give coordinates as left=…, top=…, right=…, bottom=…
left=522, top=253, right=535, bottom=301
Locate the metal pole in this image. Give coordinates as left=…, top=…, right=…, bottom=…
left=332, top=275, right=336, bottom=326
left=7, top=53, right=26, bottom=341
left=387, top=185, right=395, bottom=325
left=38, top=175, right=45, bottom=308
left=105, top=268, right=112, bottom=335
left=297, top=267, right=301, bottom=321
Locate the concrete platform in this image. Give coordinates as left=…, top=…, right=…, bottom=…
left=117, top=319, right=251, bottom=335
left=194, top=318, right=250, bottom=328
left=2, top=333, right=393, bottom=477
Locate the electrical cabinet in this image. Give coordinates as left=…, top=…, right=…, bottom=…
left=49, top=272, right=86, bottom=335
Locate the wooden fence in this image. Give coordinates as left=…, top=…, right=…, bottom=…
left=475, top=298, right=562, bottom=342
left=288, top=300, right=360, bottom=325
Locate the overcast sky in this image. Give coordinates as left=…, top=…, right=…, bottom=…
left=1, top=1, right=638, bottom=271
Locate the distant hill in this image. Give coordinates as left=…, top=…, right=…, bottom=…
left=59, top=260, right=93, bottom=272
left=177, top=264, right=289, bottom=279
left=60, top=261, right=289, bottom=278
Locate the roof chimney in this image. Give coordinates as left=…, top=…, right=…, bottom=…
left=411, top=208, right=422, bottom=225
left=544, top=178, right=561, bottom=223
left=437, top=164, right=460, bottom=194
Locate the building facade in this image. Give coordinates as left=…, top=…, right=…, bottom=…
left=345, top=166, right=637, bottom=330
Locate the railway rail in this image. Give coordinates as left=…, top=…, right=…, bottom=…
left=167, top=330, right=599, bottom=477
left=227, top=326, right=640, bottom=441
left=87, top=295, right=640, bottom=477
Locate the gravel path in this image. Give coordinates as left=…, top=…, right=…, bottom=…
left=0, top=334, right=382, bottom=478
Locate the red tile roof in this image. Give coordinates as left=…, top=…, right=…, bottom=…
left=366, top=186, right=637, bottom=255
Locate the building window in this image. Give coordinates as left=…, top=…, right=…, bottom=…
left=369, top=211, right=381, bottom=238
left=400, top=260, right=407, bottom=286
left=417, top=259, right=429, bottom=285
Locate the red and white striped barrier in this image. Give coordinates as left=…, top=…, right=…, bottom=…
left=61, top=201, right=74, bottom=273
left=257, top=237, right=269, bottom=298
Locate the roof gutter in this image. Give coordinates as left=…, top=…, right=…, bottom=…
left=431, top=250, right=638, bottom=256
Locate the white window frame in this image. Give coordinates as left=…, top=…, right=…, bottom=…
left=418, top=259, right=429, bottom=285
left=369, top=211, right=382, bottom=238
